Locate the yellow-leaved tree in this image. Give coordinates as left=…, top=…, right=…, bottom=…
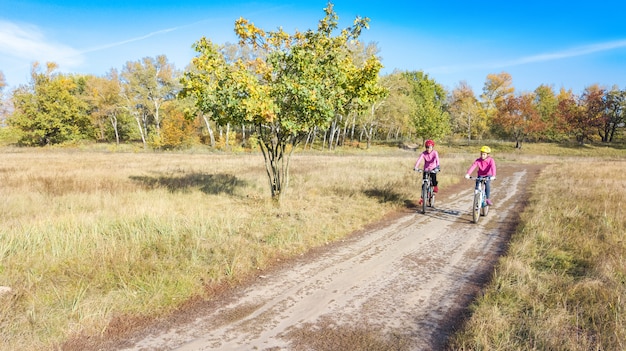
left=180, top=2, right=385, bottom=201
left=480, top=72, right=514, bottom=139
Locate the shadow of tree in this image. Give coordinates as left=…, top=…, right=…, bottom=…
left=130, top=173, right=248, bottom=195
left=403, top=199, right=418, bottom=210
left=363, top=187, right=403, bottom=204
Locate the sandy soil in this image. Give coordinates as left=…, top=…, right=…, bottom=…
left=67, top=164, right=541, bottom=351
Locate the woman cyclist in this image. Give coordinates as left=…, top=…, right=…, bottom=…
left=414, top=139, right=440, bottom=205
left=464, top=145, right=497, bottom=206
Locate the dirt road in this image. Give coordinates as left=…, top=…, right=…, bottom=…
left=95, top=164, right=539, bottom=351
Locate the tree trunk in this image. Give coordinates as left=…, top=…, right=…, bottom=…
left=467, top=113, right=472, bottom=146
left=328, top=120, right=336, bottom=150
left=350, top=115, right=356, bottom=141
left=304, top=128, right=314, bottom=150
left=109, top=114, right=120, bottom=145
left=133, top=112, right=147, bottom=148
left=339, top=120, right=348, bottom=147
left=201, top=114, right=216, bottom=147
left=609, top=123, right=617, bottom=142
left=310, top=127, right=318, bottom=150
left=152, top=99, right=161, bottom=137
left=257, top=132, right=299, bottom=202
left=141, top=111, right=149, bottom=148
left=226, top=123, right=231, bottom=149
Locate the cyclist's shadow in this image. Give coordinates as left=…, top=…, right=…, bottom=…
left=409, top=203, right=475, bottom=224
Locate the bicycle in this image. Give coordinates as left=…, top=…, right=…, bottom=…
left=416, top=168, right=439, bottom=214
left=468, top=176, right=492, bottom=223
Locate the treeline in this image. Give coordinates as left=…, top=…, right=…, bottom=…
left=0, top=36, right=624, bottom=150
left=1, top=62, right=624, bottom=150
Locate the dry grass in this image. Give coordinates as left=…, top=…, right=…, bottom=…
left=0, top=142, right=623, bottom=350
left=0, top=146, right=468, bottom=350
left=448, top=159, right=626, bottom=350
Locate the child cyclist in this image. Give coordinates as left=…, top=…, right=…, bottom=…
left=414, top=139, right=440, bottom=205
left=464, top=145, right=497, bottom=205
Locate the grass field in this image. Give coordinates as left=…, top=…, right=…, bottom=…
left=448, top=151, right=626, bottom=350
left=0, top=142, right=624, bottom=350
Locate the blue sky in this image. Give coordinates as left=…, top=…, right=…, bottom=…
left=2, top=0, right=626, bottom=95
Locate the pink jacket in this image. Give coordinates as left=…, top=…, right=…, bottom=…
left=414, top=150, right=440, bottom=171
left=466, top=157, right=496, bottom=177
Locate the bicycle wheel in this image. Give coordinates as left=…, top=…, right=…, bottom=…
left=472, top=191, right=481, bottom=223
left=481, top=193, right=490, bottom=216
left=428, top=186, right=436, bottom=208
left=421, top=183, right=428, bottom=214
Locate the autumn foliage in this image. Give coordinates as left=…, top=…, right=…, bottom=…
left=494, top=93, right=545, bottom=148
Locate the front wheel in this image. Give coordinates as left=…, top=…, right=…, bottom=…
left=472, top=191, right=481, bottom=223
left=428, top=187, right=436, bottom=208
left=421, top=183, right=428, bottom=214
left=481, top=198, right=490, bottom=216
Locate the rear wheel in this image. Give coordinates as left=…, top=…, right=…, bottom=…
left=472, top=192, right=481, bottom=223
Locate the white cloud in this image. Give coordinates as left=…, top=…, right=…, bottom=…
left=80, top=27, right=178, bottom=54
left=503, top=39, right=626, bottom=66
left=0, top=20, right=84, bottom=67
left=428, top=39, right=626, bottom=74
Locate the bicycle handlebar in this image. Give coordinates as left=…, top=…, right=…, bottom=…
left=414, top=168, right=440, bottom=174
left=468, top=176, right=494, bottom=181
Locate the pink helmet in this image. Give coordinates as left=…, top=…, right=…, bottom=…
left=425, top=139, right=435, bottom=147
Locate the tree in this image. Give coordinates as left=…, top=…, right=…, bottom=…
left=180, top=2, right=384, bottom=201
left=601, top=86, right=625, bottom=143
left=9, top=62, right=92, bottom=146
left=555, top=88, right=600, bottom=144
left=493, top=92, right=544, bottom=148
left=364, top=72, right=415, bottom=148
left=403, top=71, right=450, bottom=142
left=84, top=70, right=126, bottom=144
left=533, top=84, right=563, bottom=141
left=580, top=85, right=607, bottom=143
left=481, top=72, right=514, bottom=138
left=327, top=40, right=385, bottom=149
left=121, top=55, right=180, bottom=148
left=448, top=81, right=482, bottom=143
left=160, top=100, right=201, bottom=149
